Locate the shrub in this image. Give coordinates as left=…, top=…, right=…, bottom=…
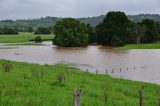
left=56, top=72, right=65, bottom=84
left=34, top=36, right=42, bottom=42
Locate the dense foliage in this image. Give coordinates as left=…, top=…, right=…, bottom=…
left=53, top=18, right=88, bottom=47
left=87, top=24, right=97, bottom=44
left=94, top=12, right=160, bottom=46
left=140, top=19, right=160, bottom=43
left=0, top=12, right=160, bottom=46
left=34, top=27, right=52, bottom=34
left=0, top=26, right=18, bottom=35
left=95, top=12, right=132, bottom=46
left=1, top=14, right=160, bottom=32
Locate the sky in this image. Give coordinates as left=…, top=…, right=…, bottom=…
left=0, top=0, right=160, bottom=20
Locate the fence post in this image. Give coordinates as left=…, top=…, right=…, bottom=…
left=138, top=86, right=144, bottom=106
left=96, top=70, right=98, bottom=74
left=134, top=66, right=136, bottom=70
left=106, top=69, right=108, bottom=75
left=112, top=69, right=114, bottom=73
left=74, top=89, right=81, bottom=106
left=127, top=67, right=128, bottom=71
left=86, top=69, right=88, bottom=73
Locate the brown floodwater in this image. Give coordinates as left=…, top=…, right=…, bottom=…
left=1, top=41, right=160, bottom=84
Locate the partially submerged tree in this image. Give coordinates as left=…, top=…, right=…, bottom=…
left=96, top=11, right=132, bottom=46
left=53, top=18, right=88, bottom=47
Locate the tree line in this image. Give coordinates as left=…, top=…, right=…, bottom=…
left=1, top=11, right=160, bottom=47
left=53, top=11, right=160, bottom=47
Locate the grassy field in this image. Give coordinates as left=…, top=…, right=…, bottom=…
left=0, top=32, right=54, bottom=43
left=0, top=60, right=159, bottom=106
left=116, top=44, right=160, bottom=49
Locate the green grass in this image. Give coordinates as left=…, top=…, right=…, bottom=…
left=0, top=60, right=159, bottom=106
left=0, top=32, right=54, bottom=43
left=4, top=43, right=44, bottom=46
left=116, top=44, right=160, bottom=49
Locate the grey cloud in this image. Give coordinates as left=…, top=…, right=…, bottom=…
left=0, top=0, right=160, bottom=20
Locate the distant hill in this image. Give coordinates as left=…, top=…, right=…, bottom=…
left=128, top=14, right=160, bottom=22
left=0, top=14, right=160, bottom=31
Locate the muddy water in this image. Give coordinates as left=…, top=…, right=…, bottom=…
left=1, top=41, right=160, bottom=84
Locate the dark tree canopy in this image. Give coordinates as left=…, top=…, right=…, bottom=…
left=140, top=19, right=160, bottom=43
left=87, top=24, right=97, bottom=44
left=34, top=27, right=52, bottom=34
left=96, top=11, right=132, bottom=46
left=53, top=18, right=88, bottom=47
left=0, top=26, right=18, bottom=35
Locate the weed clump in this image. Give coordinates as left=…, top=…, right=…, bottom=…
left=2, top=60, right=13, bottom=72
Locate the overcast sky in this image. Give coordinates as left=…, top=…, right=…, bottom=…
left=0, top=0, right=160, bottom=20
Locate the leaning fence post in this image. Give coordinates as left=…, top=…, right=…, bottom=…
left=74, top=89, right=81, bottom=106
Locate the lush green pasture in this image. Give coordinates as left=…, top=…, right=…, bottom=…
left=0, top=32, right=54, bottom=43
left=117, top=44, right=160, bottom=49
left=0, top=60, right=159, bottom=106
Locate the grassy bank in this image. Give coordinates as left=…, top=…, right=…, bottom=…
left=117, top=44, right=160, bottom=49
left=0, top=32, right=54, bottom=43
left=0, top=60, right=159, bottom=106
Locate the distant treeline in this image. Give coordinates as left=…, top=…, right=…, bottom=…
left=0, top=26, right=18, bottom=34
left=52, top=11, right=160, bottom=47
left=1, top=11, right=160, bottom=47
left=0, top=14, right=160, bottom=32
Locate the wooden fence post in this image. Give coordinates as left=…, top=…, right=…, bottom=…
left=74, top=89, right=81, bottom=106
left=106, top=69, right=108, bottom=75
left=127, top=67, right=128, bottom=71
left=138, top=86, right=144, bottom=106
left=96, top=70, right=98, bottom=74
left=112, top=69, right=114, bottom=73
left=86, top=69, right=88, bottom=73
left=134, top=66, right=136, bottom=70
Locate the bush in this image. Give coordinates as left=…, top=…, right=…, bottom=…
left=56, top=72, right=65, bottom=84
left=2, top=60, right=13, bottom=72
left=53, top=18, right=88, bottom=47
left=34, top=36, right=42, bottom=42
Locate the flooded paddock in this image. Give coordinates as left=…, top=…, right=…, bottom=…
left=0, top=41, right=160, bottom=84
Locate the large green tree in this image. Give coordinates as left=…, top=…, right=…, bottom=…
left=96, top=11, right=132, bottom=46
left=140, top=19, right=160, bottom=43
left=87, top=24, right=97, bottom=44
left=53, top=18, right=88, bottom=47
